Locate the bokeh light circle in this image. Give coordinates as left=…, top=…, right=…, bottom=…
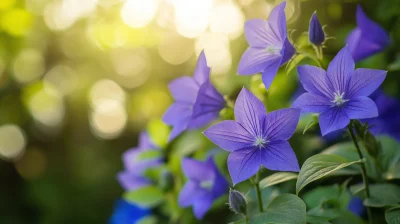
left=0, top=124, right=26, bottom=161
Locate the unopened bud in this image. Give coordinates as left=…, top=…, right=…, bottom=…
left=228, top=189, right=247, bottom=215
left=363, top=131, right=380, bottom=157
left=309, top=12, right=325, bottom=46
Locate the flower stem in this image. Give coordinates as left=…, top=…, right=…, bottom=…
left=347, top=121, right=373, bottom=224
left=253, top=171, right=263, bottom=213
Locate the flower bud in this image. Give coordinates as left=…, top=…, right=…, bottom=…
left=228, top=189, right=247, bottom=215
left=363, top=131, right=381, bottom=157
left=309, top=12, right=325, bottom=46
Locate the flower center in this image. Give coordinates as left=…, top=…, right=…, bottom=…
left=254, top=136, right=268, bottom=149
left=331, top=91, right=349, bottom=107
left=265, top=46, right=282, bottom=54
left=200, top=180, right=214, bottom=190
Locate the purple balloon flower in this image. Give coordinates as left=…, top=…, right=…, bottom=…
left=237, top=1, right=295, bottom=89
left=204, top=87, right=300, bottom=185
left=292, top=46, right=387, bottom=136
left=163, top=51, right=226, bottom=141
left=178, top=157, right=228, bottom=219
left=346, top=5, right=390, bottom=61
left=309, top=12, right=325, bottom=46
left=364, top=90, right=400, bottom=141
left=117, top=132, right=162, bottom=191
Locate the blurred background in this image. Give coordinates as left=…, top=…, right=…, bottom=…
left=0, top=0, right=399, bottom=223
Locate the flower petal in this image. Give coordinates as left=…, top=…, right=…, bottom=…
left=292, top=93, right=331, bottom=113
left=234, top=88, right=267, bottom=137
left=189, top=79, right=226, bottom=129
left=178, top=181, right=207, bottom=207
left=261, top=140, right=299, bottom=172
left=297, top=65, right=333, bottom=98
left=193, top=194, right=214, bottom=219
left=346, top=28, right=383, bottom=62
left=347, top=68, right=387, bottom=98
left=117, top=171, right=150, bottom=191
left=169, top=120, right=189, bottom=141
left=263, top=108, right=300, bottom=141
left=168, top=77, right=199, bottom=103
left=356, top=5, right=390, bottom=47
left=280, top=38, right=295, bottom=65
left=261, top=56, right=282, bottom=89
left=267, top=1, right=287, bottom=42
left=244, top=19, right=280, bottom=48
left=344, top=96, right=378, bottom=119
left=238, top=47, right=281, bottom=75
left=228, top=146, right=261, bottom=185
left=193, top=51, right=211, bottom=85
left=138, top=131, right=155, bottom=149
left=163, top=102, right=192, bottom=125
left=204, top=121, right=254, bottom=152
left=326, top=46, right=354, bottom=93
left=319, top=107, right=350, bottom=136
left=182, top=158, right=215, bottom=182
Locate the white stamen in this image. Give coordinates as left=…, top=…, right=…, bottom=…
left=254, top=136, right=268, bottom=149
left=200, top=180, right=214, bottom=190
left=331, top=91, right=349, bottom=106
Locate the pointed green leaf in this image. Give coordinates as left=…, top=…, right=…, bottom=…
left=124, top=186, right=164, bottom=208
left=296, top=154, right=362, bottom=194
left=259, top=172, right=298, bottom=190
left=350, top=183, right=400, bottom=208
left=386, top=207, right=400, bottom=224
left=147, top=119, right=169, bottom=148
left=249, top=194, right=306, bottom=224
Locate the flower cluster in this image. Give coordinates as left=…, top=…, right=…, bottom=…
left=112, top=2, right=399, bottom=223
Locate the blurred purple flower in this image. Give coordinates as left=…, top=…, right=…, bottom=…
left=163, top=51, right=226, bottom=141
left=364, top=90, right=400, bottom=141
left=346, top=5, right=390, bottom=61
left=109, top=199, right=150, bottom=224
left=204, top=88, right=300, bottom=185
left=348, top=196, right=365, bottom=217
left=117, top=132, right=162, bottom=191
left=237, top=1, right=295, bottom=89
left=292, top=46, right=386, bottom=136
left=178, top=157, right=228, bottom=219
left=309, top=12, right=325, bottom=46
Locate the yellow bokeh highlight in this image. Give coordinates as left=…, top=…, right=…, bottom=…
left=1, top=9, right=33, bottom=36
left=0, top=0, right=16, bottom=10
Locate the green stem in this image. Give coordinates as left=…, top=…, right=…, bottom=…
left=253, top=171, right=263, bottom=213
left=244, top=214, right=249, bottom=224
left=348, top=121, right=373, bottom=224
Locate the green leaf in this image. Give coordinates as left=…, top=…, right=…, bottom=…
left=259, top=172, right=298, bottom=190
left=246, top=187, right=280, bottom=216
left=296, top=154, right=362, bottom=194
left=147, top=119, right=169, bottom=148
left=249, top=194, right=306, bottom=224
left=303, top=185, right=350, bottom=210
left=123, top=186, right=164, bottom=208
left=350, top=183, right=400, bottom=208
left=306, top=215, right=331, bottom=224
left=137, top=216, right=158, bottom=224
left=386, top=207, right=400, bottom=224
left=303, top=118, right=319, bottom=134
left=136, top=150, right=162, bottom=161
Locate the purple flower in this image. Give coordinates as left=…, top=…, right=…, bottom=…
left=204, top=88, right=300, bottom=185
left=117, top=132, right=162, bottom=191
left=178, top=157, right=228, bottom=219
left=348, top=196, right=365, bottom=217
left=364, top=90, right=400, bottom=141
left=163, top=51, right=226, bottom=141
left=237, top=1, right=295, bottom=89
left=109, top=199, right=150, bottom=224
left=292, top=46, right=387, bottom=136
left=309, top=12, right=325, bottom=46
left=346, top=5, right=390, bottom=61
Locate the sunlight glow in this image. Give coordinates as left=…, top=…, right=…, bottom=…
left=121, top=0, right=158, bottom=28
